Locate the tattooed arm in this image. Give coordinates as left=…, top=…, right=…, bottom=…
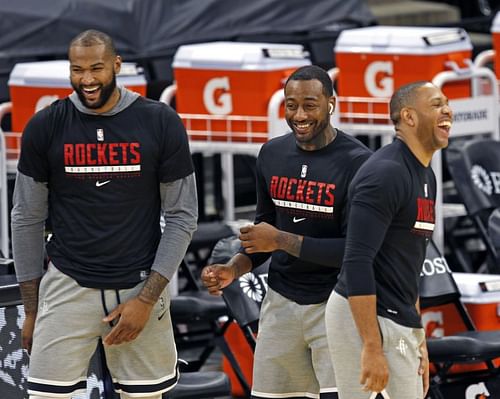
left=11, top=172, right=49, bottom=353
left=18, top=279, right=41, bottom=353
left=137, top=271, right=169, bottom=305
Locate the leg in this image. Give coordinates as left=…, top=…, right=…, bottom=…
left=304, top=302, right=338, bottom=399
left=105, top=284, right=178, bottom=397
left=28, top=264, right=101, bottom=397
left=325, top=291, right=372, bottom=399
left=379, top=318, right=425, bottom=399
left=251, top=288, right=319, bottom=399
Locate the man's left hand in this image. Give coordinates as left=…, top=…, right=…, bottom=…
left=418, top=341, right=430, bottom=396
left=102, top=297, right=154, bottom=345
left=239, top=222, right=279, bottom=253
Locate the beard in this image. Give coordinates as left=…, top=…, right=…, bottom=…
left=288, top=115, right=330, bottom=144
left=72, top=74, right=117, bottom=109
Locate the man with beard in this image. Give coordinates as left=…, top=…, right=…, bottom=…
left=201, top=65, right=371, bottom=399
left=326, top=81, right=452, bottom=399
left=11, top=30, right=198, bottom=399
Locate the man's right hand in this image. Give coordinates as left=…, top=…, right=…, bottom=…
left=22, top=312, right=37, bottom=354
left=360, top=345, right=389, bottom=394
left=201, top=264, right=237, bottom=295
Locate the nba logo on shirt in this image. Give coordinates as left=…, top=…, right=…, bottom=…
left=301, top=165, right=308, bottom=178
left=97, top=129, right=104, bottom=142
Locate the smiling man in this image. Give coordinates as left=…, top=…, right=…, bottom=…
left=326, top=81, right=452, bottom=399
left=201, top=65, right=372, bottom=399
left=11, top=30, right=198, bottom=399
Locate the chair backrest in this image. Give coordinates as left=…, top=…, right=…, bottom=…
left=209, top=236, right=269, bottom=329
left=489, top=207, right=500, bottom=266
left=419, top=239, right=461, bottom=308
left=446, top=138, right=500, bottom=216
left=0, top=274, right=21, bottom=308
left=419, top=239, right=476, bottom=331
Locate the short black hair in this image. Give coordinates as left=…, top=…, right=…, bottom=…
left=285, top=65, right=333, bottom=97
left=68, top=29, right=117, bottom=58
left=390, top=81, right=430, bottom=126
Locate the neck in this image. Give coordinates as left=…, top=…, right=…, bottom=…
left=297, top=125, right=337, bottom=151
left=96, top=87, right=121, bottom=114
left=395, top=134, right=433, bottom=167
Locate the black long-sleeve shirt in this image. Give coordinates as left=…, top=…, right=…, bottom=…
left=335, top=139, right=436, bottom=328
left=243, top=130, right=371, bottom=304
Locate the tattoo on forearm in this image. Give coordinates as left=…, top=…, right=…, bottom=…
left=19, top=278, right=41, bottom=314
left=277, top=231, right=302, bottom=257
left=138, top=271, right=169, bottom=305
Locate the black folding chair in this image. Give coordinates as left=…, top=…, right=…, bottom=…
left=446, top=138, right=500, bottom=273
left=489, top=208, right=500, bottom=270
left=419, top=240, right=500, bottom=398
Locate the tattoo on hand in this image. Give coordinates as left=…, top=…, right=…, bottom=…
left=19, top=278, right=41, bottom=314
left=277, top=231, right=302, bottom=257
left=138, top=271, right=168, bottom=305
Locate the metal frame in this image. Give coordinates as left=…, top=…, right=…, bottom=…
left=159, top=84, right=285, bottom=221
left=431, top=62, right=500, bottom=250
left=0, top=102, right=13, bottom=257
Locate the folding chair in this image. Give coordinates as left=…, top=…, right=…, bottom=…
left=446, top=138, right=500, bottom=273
left=489, top=207, right=500, bottom=270
left=419, top=239, right=500, bottom=398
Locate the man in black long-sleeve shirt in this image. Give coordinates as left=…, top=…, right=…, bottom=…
left=202, top=65, right=371, bottom=399
left=326, top=81, right=452, bottom=399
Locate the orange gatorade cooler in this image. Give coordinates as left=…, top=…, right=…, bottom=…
left=423, top=272, right=500, bottom=336
left=8, top=60, right=147, bottom=133
left=334, top=26, right=472, bottom=123
left=172, top=42, right=310, bottom=143
left=492, top=11, right=500, bottom=77
left=453, top=272, right=500, bottom=331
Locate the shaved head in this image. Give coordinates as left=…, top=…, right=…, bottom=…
left=69, top=29, right=117, bottom=58
left=390, top=81, right=431, bottom=126
left=285, top=65, right=334, bottom=97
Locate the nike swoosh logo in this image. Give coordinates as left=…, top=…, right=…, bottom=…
left=96, top=180, right=111, bottom=187
left=158, top=310, right=167, bottom=321
left=293, top=217, right=306, bottom=223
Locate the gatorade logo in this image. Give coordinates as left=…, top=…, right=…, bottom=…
left=364, top=61, right=394, bottom=97
left=421, top=311, right=444, bottom=338
left=35, top=95, right=59, bottom=112
left=203, top=77, right=233, bottom=115
left=465, top=382, right=490, bottom=399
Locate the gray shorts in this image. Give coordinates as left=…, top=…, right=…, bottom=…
left=28, top=263, right=178, bottom=398
left=251, top=287, right=338, bottom=399
left=325, top=291, right=425, bottom=399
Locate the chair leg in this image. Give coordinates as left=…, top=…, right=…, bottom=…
left=97, top=339, right=117, bottom=399
left=213, top=333, right=252, bottom=397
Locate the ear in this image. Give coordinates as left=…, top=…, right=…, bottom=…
left=401, top=107, right=416, bottom=127
left=328, top=97, right=336, bottom=115
left=114, top=55, right=122, bottom=74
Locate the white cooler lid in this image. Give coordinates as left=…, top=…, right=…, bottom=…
left=8, top=60, right=146, bottom=87
left=172, top=41, right=311, bottom=70
left=492, top=11, right=500, bottom=33
left=335, top=26, right=472, bottom=55
left=453, top=272, right=500, bottom=302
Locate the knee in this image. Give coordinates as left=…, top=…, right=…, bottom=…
left=30, top=396, right=72, bottom=399
left=120, top=394, right=162, bottom=399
